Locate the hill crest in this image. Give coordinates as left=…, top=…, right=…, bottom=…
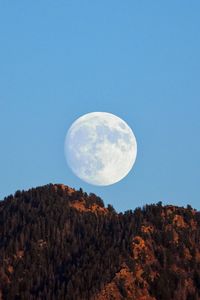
left=0, top=184, right=200, bottom=300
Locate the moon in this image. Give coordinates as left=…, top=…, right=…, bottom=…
left=64, top=112, right=137, bottom=186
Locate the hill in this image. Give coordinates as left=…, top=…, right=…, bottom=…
left=0, top=184, right=200, bottom=300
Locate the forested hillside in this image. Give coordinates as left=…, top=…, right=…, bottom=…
left=0, top=184, right=200, bottom=300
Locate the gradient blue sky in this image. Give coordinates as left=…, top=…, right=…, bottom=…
left=1, top=1, right=200, bottom=212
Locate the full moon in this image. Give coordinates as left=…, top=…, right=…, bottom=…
left=64, top=112, right=137, bottom=186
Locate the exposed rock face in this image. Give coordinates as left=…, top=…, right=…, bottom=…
left=0, top=184, right=200, bottom=299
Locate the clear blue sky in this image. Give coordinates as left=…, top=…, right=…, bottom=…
left=0, top=1, right=200, bottom=212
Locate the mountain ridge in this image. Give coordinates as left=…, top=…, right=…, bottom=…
left=0, top=184, right=200, bottom=300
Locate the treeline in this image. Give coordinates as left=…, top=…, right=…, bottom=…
left=0, top=184, right=200, bottom=299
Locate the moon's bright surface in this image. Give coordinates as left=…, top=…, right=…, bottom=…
left=64, top=112, right=137, bottom=186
